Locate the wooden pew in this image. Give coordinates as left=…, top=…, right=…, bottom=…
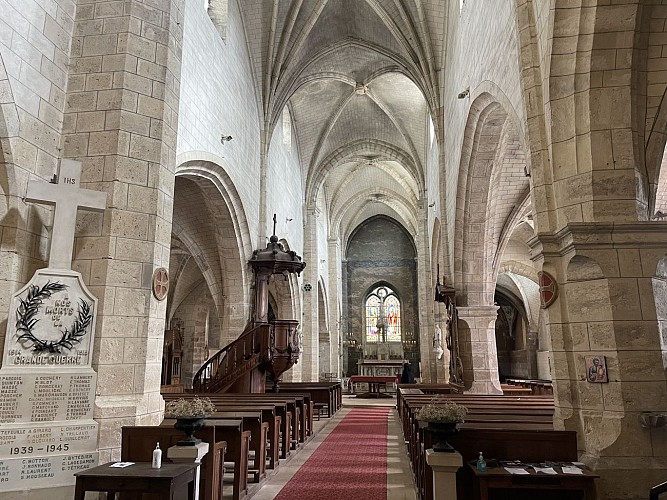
left=501, top=383, right=533, bottom=395
left=159, top=418, right=251, bottom=500
left=398, top=390, right=560, bottom=500
left=213, top=392, right=312, bottom=449
left=121, top=425, right=227, bottom=500
left=211, top=397, right=294, bottom=459
left=163, top=393, right=301, bottom=460
left=278, top=382, right=342, bottom=416
left=202, top=394, right=306, bottom=448
left=192, top=419, right=250, bottom=500
left=401, top=397, right=555, bottom=462
left=212, top=410, right=269, bottom=481
left=506, top=378, right=554, bottom=395
left=212, top=406, right=280, bottom=469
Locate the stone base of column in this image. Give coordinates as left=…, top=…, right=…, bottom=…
left=457, top=306, right=503, bottom=395
left=426, top=449, right=462, bottom=499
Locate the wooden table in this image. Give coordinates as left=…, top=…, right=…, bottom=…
left=350, top=375, right=397, bottom=397
left=74, top=461, right=197, bottom=499
left=470, top=463, right=598, bottom=500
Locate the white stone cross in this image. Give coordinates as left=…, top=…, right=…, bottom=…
left=26, top=159, right=107, bottom=270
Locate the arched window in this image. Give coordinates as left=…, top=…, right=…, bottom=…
left=365, top=286, right=401, bottom=343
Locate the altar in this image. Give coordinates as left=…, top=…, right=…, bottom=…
left=357, top=359, right=407, bottom=377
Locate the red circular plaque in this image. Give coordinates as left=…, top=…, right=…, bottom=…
left=152, top=267, right=169, bottom=301
left=538, top=271, right=558, bottom=309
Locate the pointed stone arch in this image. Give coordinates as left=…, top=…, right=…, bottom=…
left=453, top=89, right=530, bottom=394
left=454, top=92, right=529, bottom=306
left=174, top=153, right=254, bottom=346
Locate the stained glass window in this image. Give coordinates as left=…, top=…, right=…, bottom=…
left=385, top=295, right=401, bottom=342
left=365, top=286, right=401, bottom=343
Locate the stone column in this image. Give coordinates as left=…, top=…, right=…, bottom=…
left=328, top=237, right=342, bottom=377
left=526, top=325, right=539, bottom=379
left=457, top=305, right=502, bottom=394
left=300, top=205, right=319, bottom=381
left=63, top=0, right=184, bottom=462
left=425, top=449, right=462, bottom=500
left=181, top=299, right=210, bottom=388
left=531, top=223, right=667, bottom=499
left=416, top=202, right=435, bottom=382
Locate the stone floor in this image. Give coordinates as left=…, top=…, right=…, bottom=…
left=249, top=395, right=417, bottom=500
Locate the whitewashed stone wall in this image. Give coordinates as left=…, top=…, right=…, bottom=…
left=177, top=0, right=261, bottom=243
left=442, top=1, right=525, bottom=270
left=426, top=115, right=440, bottom=261
left=266, top=106, right=304, bottom=254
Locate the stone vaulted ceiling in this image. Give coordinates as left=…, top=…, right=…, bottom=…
left=239, top=0, right=446, bottom=243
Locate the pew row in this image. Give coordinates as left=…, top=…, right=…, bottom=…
left=505, top=378, right=554, bottom=395
left=398, top=388, right=565, bottom=500
left=122, top=422, right=242, bottom=500
left=163, top=393, right=312, bottom=459
left=276, top=381, right=342, bottom=418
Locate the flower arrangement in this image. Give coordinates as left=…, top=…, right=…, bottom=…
left=416, top=397, right=468, bottom=423
left=164, top=397, right=216, bottom=418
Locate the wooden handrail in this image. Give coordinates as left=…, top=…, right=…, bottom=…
left=192, top=320, right=300, bottom=393
left=193, top=324, right=268, bottom=393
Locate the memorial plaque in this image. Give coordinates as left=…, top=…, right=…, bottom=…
left=0, top=272, right=100, bottom=492
left=0, top=422, right=97, bottom=457
left=0, top=160, right=106, bottom=494
left=0, top=452, right=98, bottom=489
left=2, top=269, right=96, bottom=368
left=0, top=373, right=96, bottom=423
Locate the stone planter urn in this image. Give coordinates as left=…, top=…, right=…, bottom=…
left=427, top=421, right=461, bottom=452
left=174, top=417, right=206, bottom=446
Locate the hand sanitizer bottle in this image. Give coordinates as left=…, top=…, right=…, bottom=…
left=152, top=442, right=162, bottom=469
left=476, top=451, right=487, bottom=472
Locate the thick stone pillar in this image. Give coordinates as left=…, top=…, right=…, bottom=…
left=531, top=223, right=667, bottom=499
left=63, top=0, right=184, bottom=462
left=456, top=305, right=502, bottom=394
left=300, top=205, right=319, bottom=380
left=416, top=203, right=435, bottom=382
left=181, top=299, right=210, bottom=388
left=327, top=237, right=342, bottom=377
left=526, top=325, right=539, bottom=379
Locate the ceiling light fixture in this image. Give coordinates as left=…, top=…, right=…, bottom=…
left=457, top=88, right=470, bottom=99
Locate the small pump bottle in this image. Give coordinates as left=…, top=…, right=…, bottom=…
left=152, top=442, right=162, bottom=469
left=476, top=451, right=487, bottom=472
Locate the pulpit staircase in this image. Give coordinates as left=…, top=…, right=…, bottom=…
left=192, top=319, right=299, bottom=393
left=193, top=215, right=306, bottom=394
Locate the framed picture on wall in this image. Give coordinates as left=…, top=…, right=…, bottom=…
left=585, top=355, right=608, bottom=383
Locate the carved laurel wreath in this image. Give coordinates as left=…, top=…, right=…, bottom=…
left=15, top=281, right=93, bottom=354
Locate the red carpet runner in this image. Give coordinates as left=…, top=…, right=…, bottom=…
left=274, top=407, right=390, bottom=500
